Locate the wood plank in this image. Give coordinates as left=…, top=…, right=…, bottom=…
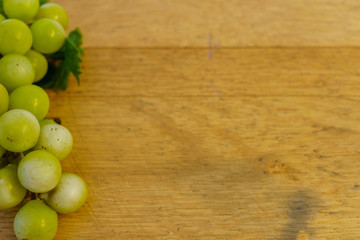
left=69, top=48, right=360, bottom=97
left=55, top=0, right=360, bottom=47
left=2, top=49, right=360, bottom=239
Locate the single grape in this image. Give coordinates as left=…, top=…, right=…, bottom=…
left=0, top=14, right=6, bottom=22
left=14, top=200, right=58, bottom=240
left=0, top=19, right=32, bottom=55
left=0, top=109, right=40, bottom=152
left=41, top=172, right=88, bottom=214
left=36, top=2, right=69, bottom=30
left=0, top=54, right=35, bottom=92
left=39, top=118, right=57, bottom=128
left=34, top=123, right=73, bottom=161
left=9, top=84, right=50, bottom=120
left=4, top=0, right=39, bottom=24
left=31, top=18, right=66, bottom=54
left=25, top=49, right=48, bottom=82
left=0, top=83, right=9, bottom=116
left=0, top=164, right=27, bottom=210
left=18, top=150, right=61, bottom=193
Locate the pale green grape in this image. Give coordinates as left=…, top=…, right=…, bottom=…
left=39, top=118, right=56, bottom=128
left=0, top=109, right=40, bottom=152
left=4, top=0, right=39, bottom=23
left=0, top=164, right=26, bottom=210
left=0, top=14, right=6, bottom=22
left=25, top=49, right=48, bottom=82
left=0, top=83, right=9, bottom=116
left=34, top=123, right=73, bottom=161
left=0, top=54, right=35, bottom=92
left=14, top=200, right=58, bottom=240
left=0, top=19, right=32, bottom=55
left=41, top=172, right=88, bottom=214
left=36, top=2, right=69, bottom=30
left=9, top=84, right=50, bottom=120
left=31, top=18, right=66, bottom=54
left=18, top=150, right=61, bottom=193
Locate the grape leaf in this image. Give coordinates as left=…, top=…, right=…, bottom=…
left=40, top=0, right=49, bottom=5
left=36, top=28, right=83, bottom=91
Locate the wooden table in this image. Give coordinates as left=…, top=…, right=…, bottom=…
left=2, top=0, right=360, bottom=239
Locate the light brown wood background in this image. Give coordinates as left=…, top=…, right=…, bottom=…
left=2, top=0, right=360, bottom=239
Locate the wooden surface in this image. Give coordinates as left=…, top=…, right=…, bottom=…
left=3, top=0, right=360, bottom=239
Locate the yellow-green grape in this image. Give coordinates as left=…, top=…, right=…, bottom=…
left=4, top=0, right=39, bottom=24
left=41, top=173, right=88, bottom=214
left=14, top=200, right=58, bottom=240
left=31, top=18, right=66, bottom=54
left=0, top=109, right=40, bottom=152
left=0, top=54, right=35, bottom=92
left=34, top=123, right=73, bottom=161
left=25, top=49, right=48, bottom=82
left=0, top=14, right=6, bottom=22
left=9, top=84, right=50, bottom=120
left=0, top=164, right=27, bottom=210
left=39, top=119, right=56, bottom=128
left=18, top=150, right=62, bottom=193
left=0, top=83, right=9, bottom=116
left=36, top=2, right=69, bottom=30
left=0, top=19, right=33, bottom=55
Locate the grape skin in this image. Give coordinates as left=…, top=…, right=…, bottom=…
left=34, top=123, right=73, bottom=161
left=31, top=18, right=66, bottom=54
left=0, top=19, right=33, bottom=55
left=41, top=172, right=88, bottom=214
left=0, top=109, right=40, bottom=152
left=14, top=200, right=58, bottom=240
left=0, top=164, right=27, bottom=210
left=3, top=0, right=40, bottom=24
left=0, top=83, right=9, bottom=116
left=36, top=2, right=69, bottom=30
left=25, top=49, right=48, bottom=82
left=9, top=84, right=50, bottom=120
left=18, top=150, right=62, bottom=193
left=0, top=53, right=35, bottom=92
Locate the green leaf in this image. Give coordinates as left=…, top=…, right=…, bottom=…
left=39, top=0, right=49, bottom=5
left=0, top=0, right=4, bottom=15
left=36, top=28, right=84, bottom=91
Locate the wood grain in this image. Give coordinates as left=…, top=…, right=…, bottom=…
left=2, top=0, right=360, bottom=239
left=57, top=0, right=360, bottom=47
left=2, top=48, right=360, bottom=239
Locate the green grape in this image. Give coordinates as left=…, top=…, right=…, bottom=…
left=4, top=0, right=39, bottom=24
left=0, top=164, right=26, bottom=210
left=0, top=19, right=32, bottom=55
left=36, top=2, right=69, bottom=30
left=0, top=109, right=40, bottom=152
left=9, top=84, right=50, bottom=120
left=31, top=18, right=66, bottom=54
left=39, top=118, right=56, bottom=128
left=0, top=54, right=35, bottom=92
left=14, top=200, right=58, bottom=240
left=18, top=150, right=61, bottom=193
left=25, top=49, right=48, bottom=82
left=41, top=173, right=88, bottom=214
left=34, top=123, right=73, bottom=161
left=0, top=83, right=9, bottom=116
left=0, top=14, right=6, bottom=22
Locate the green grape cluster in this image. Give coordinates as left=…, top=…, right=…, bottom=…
left=0, top=1, right=87, bottom=239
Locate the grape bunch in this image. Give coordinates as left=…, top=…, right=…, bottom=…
left=0, top=0, right=87, bottom=239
